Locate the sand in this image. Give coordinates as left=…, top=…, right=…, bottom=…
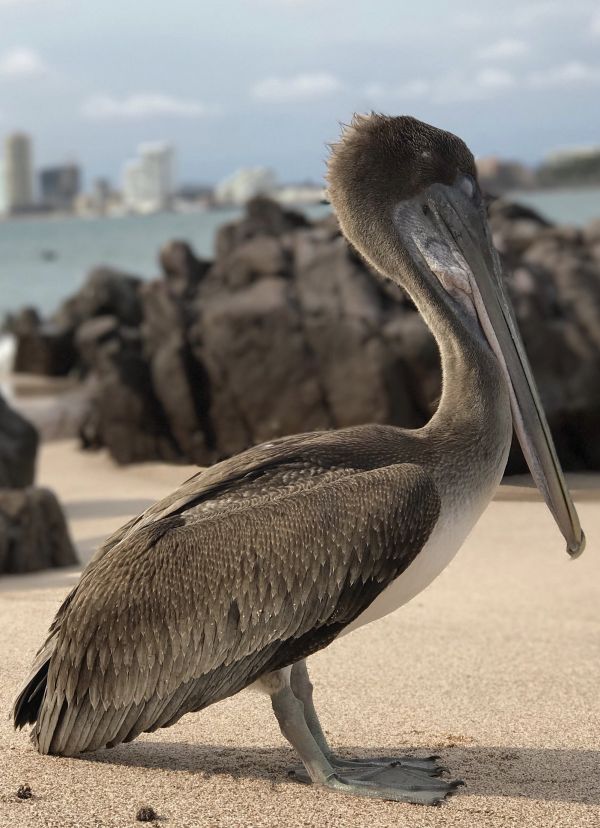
left=1, top=439, right=599, bottom=827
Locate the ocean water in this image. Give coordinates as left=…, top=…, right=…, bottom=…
left=0, top=190, right=598, bottom=379
left=0, top=204, right=332, bottom=321
left=507, top=187, right=600, bottom=227
left=0, top=209, right=241, bottom=320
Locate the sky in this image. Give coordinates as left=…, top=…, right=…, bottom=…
left=0, top=0, right=599, bottom=188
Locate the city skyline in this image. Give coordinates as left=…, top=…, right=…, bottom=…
left=1, top=122, right=598, bottom=218
left=0, top=1, right=599, bottom=185
left=0, top=131, right=182, bottom=215
left=0, top=130, right=330, bottom=216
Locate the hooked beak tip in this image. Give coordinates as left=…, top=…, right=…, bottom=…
left=568, top=530, right=586, bottom=559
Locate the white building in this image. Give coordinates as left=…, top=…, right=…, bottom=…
left=215, top=166, right=277, bottom=206
left=122, top=142, right=174, bottom=213
left=4, top=132, right=34, bottom=214
left=275, top=183, right=325, bottom=206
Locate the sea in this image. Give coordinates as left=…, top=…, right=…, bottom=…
left=0, top=188, right=598, bottom=378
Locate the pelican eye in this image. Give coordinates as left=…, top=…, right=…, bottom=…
left=458, top=174, right=477, bottom=200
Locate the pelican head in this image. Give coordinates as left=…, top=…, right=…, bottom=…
left=328, top=113, right=584, bottom=558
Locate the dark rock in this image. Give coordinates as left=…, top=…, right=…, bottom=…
left=11, top=268, right=144, bottom=378
left=210, top=236, right=290, bottom=291
left=76, top=318, right=180, bottom=465
left=11, top=308, right=77, bottom=376
left=383, top=313, right=441, bottom=424
left=0, top=393, right=38, bottom=488
left=159, top=240, right=211, bottom=298
left=54, top=266, right=143, bottom=331
left=10, top=306, right=40, bottom=331
left=583, top=218, right=600, bottom=244
left=75, top=315, right=121, bottom=369
left=503, top=230, right=600, bottom=470
left=141, top=282, right=213, bottom=465
left=487, top=199, right=552, bottom=226
left=0, top=487, right=77, bottom=574
left=192, top=277, right=330, bottom=456
left=313, top=211, right=342, bottom=239
left=488, top=200, right=552, bottom=262
left=215, top=196, right=309, bottom=259
left=293, top=229, right=394, bottom=428
left=136, top=805, right=158, bottom=822
left=16, top=785, right=32, bottom=800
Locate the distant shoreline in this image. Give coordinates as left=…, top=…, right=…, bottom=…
left=0, top=184, right=598, bottom=227
left=0, top=200, right=326, bottom=226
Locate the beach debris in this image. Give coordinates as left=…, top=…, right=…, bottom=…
left=136, top=805, right=158, bottom=822
left=16, top=784, right=32, bottom=800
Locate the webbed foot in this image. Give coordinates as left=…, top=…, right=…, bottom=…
left=289, top=761, right=464, bottom=805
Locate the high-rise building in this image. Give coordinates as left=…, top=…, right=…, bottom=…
left=122, top=142, right=174, bottom=213
left=39, top=163, right=81, bottom=211
left=4, top=132, right=34, bottom=214
left=90, top=177, right=112, bottom=213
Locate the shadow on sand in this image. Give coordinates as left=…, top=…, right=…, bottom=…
left=80, top=742, right=600, bottom=805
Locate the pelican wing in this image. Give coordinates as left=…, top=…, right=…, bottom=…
left=14, top=437, right=439, bottom=756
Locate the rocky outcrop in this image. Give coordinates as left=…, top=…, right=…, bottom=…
left=0, top=487, right=77, bottom=574
left=76, top=315, right=181, bottom=465
left=487, top=199, right=600, bottom=470
left=9, top=196, right=600, bottom=473
left=8, top=267, right=144, bottom=377
left=214, top=196, right=309, bottom=260
left=0, top=393, right=38, bottom=487
left=55, top=266, right=144, bottom=330
left=11, top=307, right=78, bottom=377
left=0, top=392, right=77, bottom=573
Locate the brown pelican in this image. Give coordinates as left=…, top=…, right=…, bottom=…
left=14, top=115, right=584, bottom=805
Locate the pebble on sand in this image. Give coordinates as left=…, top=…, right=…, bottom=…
left=16, top=784, right=32, bottom=800
left=136, top=805, right=158, bottom=822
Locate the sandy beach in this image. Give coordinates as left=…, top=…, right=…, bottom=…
left=1, top=440, right=599, bottom=827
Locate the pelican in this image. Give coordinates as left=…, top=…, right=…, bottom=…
left=14, top=115, right=585, bottom=805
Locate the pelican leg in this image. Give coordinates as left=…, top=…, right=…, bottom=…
left=266, top=666, right=460, bottom=805
left=289, top=660, right=448, bottom=776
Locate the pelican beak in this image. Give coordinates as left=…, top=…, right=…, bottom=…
left=396, top=179, right=585, bottom=558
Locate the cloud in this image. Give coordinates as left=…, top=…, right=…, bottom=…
left=0, top=0, right=59, bottom=7
left=514, top=0, right=594, bottom=26
left=475, top=39, right=530, bottom=61
left=0, top=47, right=47, bottom=78
left=365, top=58, right=600, bottom=106
left=527, top=61, right=600, bottom=88
left=246, top=0, right=325, bottom=6
left=454, top=12, right=485, bottom=30
left=433, top=69, right=515, bottom=103
left=475, top=68, right=515, bottom=90
left=514, top=1, right=569, bottom=25
left=251, top=72, right=341, bottom=102
left=81, top=93, right=213, bottom=120
left=364, top=68, right=514, bottom=105
left=591, top=10, right=600, bottom=35
left=363, top=79, right=429, bottom=101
